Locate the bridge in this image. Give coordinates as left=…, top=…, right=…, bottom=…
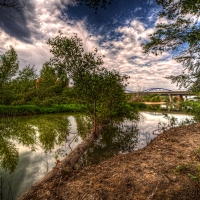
left=126, top=88, right=195, bottom=102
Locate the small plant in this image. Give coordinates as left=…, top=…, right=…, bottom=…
left=54, top=153, right=59, bottom=160
left=194, top=148, right=200, bottom=154
left=153, top=113, right=195, bottom=135
left=174, top=165, right=186, bottom=173
left=188, top=173, right=198, bottom=180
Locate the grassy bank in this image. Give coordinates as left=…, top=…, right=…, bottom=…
left=0, top=102, right=146, bottom=116
left=0, top=104, right=86, bottom=116
left=128, top=102, right=147, bottom=109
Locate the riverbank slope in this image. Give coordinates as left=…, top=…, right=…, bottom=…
left=23, top=123, right=200, bottom=200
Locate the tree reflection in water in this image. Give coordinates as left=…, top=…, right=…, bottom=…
left=73, top=116, right=139, bottom=167
left=0, top=114, right=70, bottom=200
left=0, top=115, right=70, bottom=173
left=0, top=114, right=138, bottom=199
left=0, top=117, right=36, bottom=173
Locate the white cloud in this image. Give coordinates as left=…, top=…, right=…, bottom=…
left=0, top=2, right=183, bottom=90
left=99, top=20, right=183, bottom=90
left=0, top=0, right=97, bottom=73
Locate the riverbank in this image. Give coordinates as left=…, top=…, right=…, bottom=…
left=0, top=104, right=86, bottom=116
left=22, top=122, right=200, bottom=200
left=0, top=102, right=146, bottom=116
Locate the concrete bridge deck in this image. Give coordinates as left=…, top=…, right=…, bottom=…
left=137, top=91, right=195, bottom=96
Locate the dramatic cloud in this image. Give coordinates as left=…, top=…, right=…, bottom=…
left=0, top=0, right=97, bottom=72
left=0, top=0, right=183, bottom=90
left=99, top=20, right=182, bottom=90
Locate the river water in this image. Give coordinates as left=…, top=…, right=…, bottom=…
left=0, top=111, right=193, bottom=200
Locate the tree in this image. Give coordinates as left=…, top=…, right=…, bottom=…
left=0, top=46, right=19, bottom=104
left=11, top=65, right=37, bottom=105
left=37, top=63, right=58, bottom=101
left=0, top=0, right=25, bottom=11
left=0, top=46, right=18, bottom=86
left=47, top=32, right=138, bottom=134
left=143, top=0, right=200, bottom=92
left=18, top=33, right=140, bottom=200
left=75, top=0, right=113, bottom=12
left=36, top=62, right=69, bottom=105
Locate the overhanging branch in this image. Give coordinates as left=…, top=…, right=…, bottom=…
left=0, top=0, right=25, bottom=12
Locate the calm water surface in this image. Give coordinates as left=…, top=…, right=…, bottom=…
left=0, top=111, right=193, bottom=199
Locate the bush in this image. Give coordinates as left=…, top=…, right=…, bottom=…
left=128, top=102, right=147, bottom=109
left=0, top=104, right=86, bottom=116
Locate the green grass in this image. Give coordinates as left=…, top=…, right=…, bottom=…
left=0, top=102, right=145, bottom=116
left=128, top=102, right=147, bottom=109
left=0, top=104, right=86, bottom=116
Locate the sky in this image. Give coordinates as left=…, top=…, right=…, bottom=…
left=0, top=0, right=183, bottom=91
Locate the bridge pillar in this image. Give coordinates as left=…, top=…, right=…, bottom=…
left=183, top=96, right=187, bottom=102
left=178, top=95, right=184, bottom=102
left=168, top=94, right=172, bottom=102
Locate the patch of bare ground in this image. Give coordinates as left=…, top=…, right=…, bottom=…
left=28, top=123, right=200, bottom=200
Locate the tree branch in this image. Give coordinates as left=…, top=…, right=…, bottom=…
left=0, top=0, right=25, bottom=12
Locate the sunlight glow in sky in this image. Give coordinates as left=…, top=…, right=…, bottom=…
left=0, top=0, right=183, bottom=90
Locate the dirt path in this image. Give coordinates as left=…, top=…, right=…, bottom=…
left=27, top=123, right=200, bottom=200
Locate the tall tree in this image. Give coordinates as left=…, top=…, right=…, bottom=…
left=11, top=65, right=37, bottom=105
left=0, top=46, right=18, bottom=86
left=0, top=46, right=19, bottom=104
left=37, top=63, right=58, bottom=101
left=36, top=62, right=69, bottom=105
left=143, top=0, right=200, bottom=91
left=47, top=32, right=138, bottom=133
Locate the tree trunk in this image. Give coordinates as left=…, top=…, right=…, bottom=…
left=94, top=100, right=96, bottom=136
left=18, top=125, right=104, bottom=200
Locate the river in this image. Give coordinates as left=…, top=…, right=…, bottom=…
left=0, top=111, right=193, bottom=200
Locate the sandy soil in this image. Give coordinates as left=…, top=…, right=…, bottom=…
left=30, top=123, right=200, bottom=200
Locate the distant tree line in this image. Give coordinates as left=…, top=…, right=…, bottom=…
left=0, top=34, right=138, bottom=125
left=0, top=46, right=70, bottom=107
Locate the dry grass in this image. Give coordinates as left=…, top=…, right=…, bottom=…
left=23, top=123, right=200, bottom=200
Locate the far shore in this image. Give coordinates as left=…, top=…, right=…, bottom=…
left=142, top=102, right=167, bottom=104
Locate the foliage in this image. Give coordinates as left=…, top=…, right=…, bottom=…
left=143, top=0, right=200, bottom=92
left=0, top=46, right=72, bottom=106
left=181, top=101, right=200, bottom=121
left=0, top=46, right=19, bottom=105
left=0, top=104, right=86, bottom=116
left=80, top=122, right=138, bottom=166
left=153, top=113, right=195, bottom=135
left=0, top=0, right=24, bottom=11
left=141, top=94, right=163, bottom=102
left=47, top=32, right=139, bottom=131
left=128, top=102, right=147, bottom=109
left=0, top=117, right=36, bottom=173
left=174, top=162, right=200, bottom=184
left=0, top=114, right=70, bottom=173
left=36, top=63, right=69, bottom=102
left=0, top=46, right=18, bottom=86
left=75, top=0, right=113, bottom=12
left=11, top=65, right=38, bottom=105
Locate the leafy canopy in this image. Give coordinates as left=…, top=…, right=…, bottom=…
left=74, top=0, right=113, bottom=12
left=47, top=32, right=138, bottom=124
left=0, top=46, right=19, bottom=86
left=143, top=0, right=200, bottom=91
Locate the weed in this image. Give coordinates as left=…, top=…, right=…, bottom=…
left=188, top=173, right=198, bottom=180
left=194, top=148, right=200, bottom=154
left=174, top=165, right=186, bottom=173
left=0, top=104, right=86, bottom=116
